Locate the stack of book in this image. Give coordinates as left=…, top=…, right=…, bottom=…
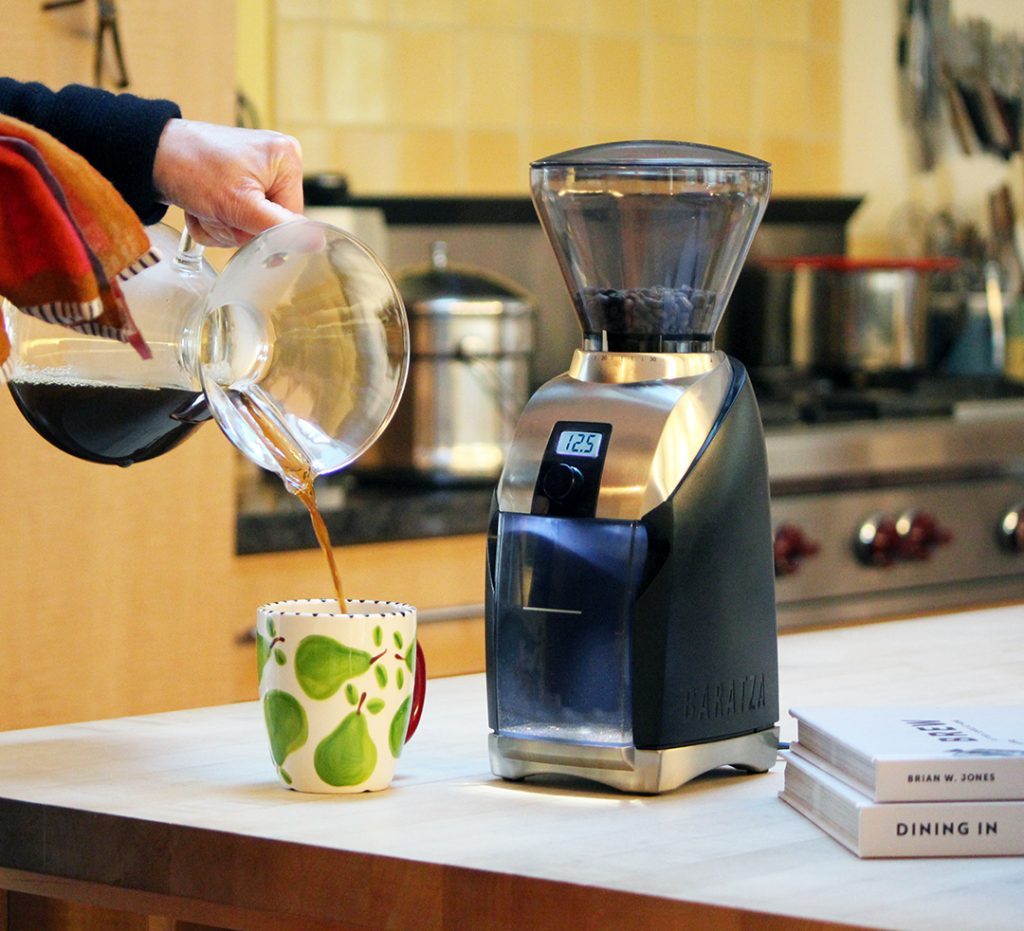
left=779, top=706, right=1024, bottom=857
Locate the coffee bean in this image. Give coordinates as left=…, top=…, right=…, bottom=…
left=580, top=286, right=718, bottom=338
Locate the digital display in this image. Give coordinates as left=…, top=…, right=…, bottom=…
left=555, top=430, right=603, bottom=458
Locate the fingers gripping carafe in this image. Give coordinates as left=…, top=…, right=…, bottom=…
left=485, top=141, right=779, bottom=793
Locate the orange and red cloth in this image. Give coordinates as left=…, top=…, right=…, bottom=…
left=0, top=113, right=154, bottom=365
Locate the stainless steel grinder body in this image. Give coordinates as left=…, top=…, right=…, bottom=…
left=485, top=349, right=780, bottom=793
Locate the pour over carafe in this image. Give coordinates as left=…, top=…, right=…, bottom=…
left=1, top=220, right=409, bottom=485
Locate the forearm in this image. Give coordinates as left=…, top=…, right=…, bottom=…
left=0, top=78, right=180, bottom=224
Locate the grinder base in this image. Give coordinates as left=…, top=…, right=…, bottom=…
left=489, top=727, right=779, bottom=795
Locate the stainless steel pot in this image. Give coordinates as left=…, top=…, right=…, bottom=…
left=364, top=242, right=534, bottom=484
left=725, top=256, right=958, bottom=372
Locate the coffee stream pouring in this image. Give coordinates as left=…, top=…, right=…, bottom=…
left=1, top=220, right=410, bottom=488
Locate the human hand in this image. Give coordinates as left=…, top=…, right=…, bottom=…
left=152, top=119, right=304, bottom=247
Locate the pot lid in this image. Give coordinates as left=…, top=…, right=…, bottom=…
left=394, top=242, right=534, bottom=316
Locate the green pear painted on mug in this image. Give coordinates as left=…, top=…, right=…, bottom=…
left=295, top=634, right=372, bottom=699
left=263, top=689, right=308, bottom=784
left=315, top=703, right=377, bottom=786
left=256, top=631, right=271, bottom=681
left=389, top=696, right=412, bottom=758
left=257, top=618, right=286, bottom=684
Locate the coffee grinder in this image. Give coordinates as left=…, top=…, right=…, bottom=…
left=485, top=141, right=779, bottom=793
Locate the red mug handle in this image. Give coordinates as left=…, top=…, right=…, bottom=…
left=404, top=641, right=426, bottom=742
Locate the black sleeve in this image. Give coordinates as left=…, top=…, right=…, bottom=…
left=0, top=78, right=181, bottom=224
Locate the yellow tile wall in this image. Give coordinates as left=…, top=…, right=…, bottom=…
left=254, top=0, right=841, bottom=196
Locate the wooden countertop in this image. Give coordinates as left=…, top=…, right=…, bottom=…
left=1, top=606, right=1023, bottom=930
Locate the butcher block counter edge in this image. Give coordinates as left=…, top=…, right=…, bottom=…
left=0, top=822, right=853, bottom=931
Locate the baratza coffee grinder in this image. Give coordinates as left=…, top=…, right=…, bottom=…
left=485, top=141, right=780, bottom=793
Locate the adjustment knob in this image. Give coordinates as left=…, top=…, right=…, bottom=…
left=854, top=513, right=901, bottom=567
left=542, top=463, right=584, bottom=503
left=998, top=504, right=1024, bottom=552
left=896, top=510, right=952, bottom=561
left=773, top=523, right=821, bottom=577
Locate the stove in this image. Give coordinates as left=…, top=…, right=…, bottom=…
left=760, top=372, right=1024, bottom=628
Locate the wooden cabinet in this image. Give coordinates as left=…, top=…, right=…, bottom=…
left=0, top=389, right=486, bottom=732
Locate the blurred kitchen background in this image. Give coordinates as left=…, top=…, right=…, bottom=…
left=4, top=0, right=1024, bottom=730
left=234, top=0, right=1019, bottom=252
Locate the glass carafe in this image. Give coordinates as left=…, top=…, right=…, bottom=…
left=1, top=220, right=409, bottom=487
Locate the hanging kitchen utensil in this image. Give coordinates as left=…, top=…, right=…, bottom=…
left=969, top=19, right=1014, bottom=158
left=989, top=184, right=1024, bottom=296
left=42, top=0, right=130, bottom=89
left=941, top=61, right=980, bottom=156
left=988, top=30, right=1023, bottom=154
left=897, top=0, right=944, bottom=171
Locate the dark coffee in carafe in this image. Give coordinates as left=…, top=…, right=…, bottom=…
left=6, top=380, right=204, bottom=467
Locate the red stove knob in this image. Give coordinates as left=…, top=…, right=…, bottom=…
left=998, top=504, right=1024, bottom=552
left=773, top=524, right=820, bottom=577
left=854, top=513, right=902, bottom=567
left=896, top=510, right=953, bottom=561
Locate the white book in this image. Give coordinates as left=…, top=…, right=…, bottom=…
left=788, top=706, right=1024, bottom=802
left=779, top=751, right=1024, bottom=858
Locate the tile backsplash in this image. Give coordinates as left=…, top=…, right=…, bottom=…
left=260, top=0, right=840, bottom=195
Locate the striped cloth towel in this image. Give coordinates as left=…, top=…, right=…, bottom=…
left=0, top=114, right=156, bottom=364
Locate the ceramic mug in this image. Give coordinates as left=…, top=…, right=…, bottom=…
left=256, top=599, right=425, bottom=793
